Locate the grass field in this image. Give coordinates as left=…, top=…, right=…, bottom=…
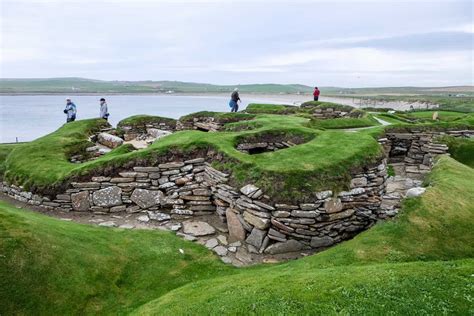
left=1, top=156, right=473, bottom=314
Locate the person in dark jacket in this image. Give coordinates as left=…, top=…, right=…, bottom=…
left=99, top=98, right=109, bottom=120
left=313, top=87, right=320, bottom=101
left=64, top=98, right=77, bottom=123
left=229, top=88, right=240, bottom=112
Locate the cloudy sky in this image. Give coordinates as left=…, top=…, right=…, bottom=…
left=1, top=0, right=473, bottom=87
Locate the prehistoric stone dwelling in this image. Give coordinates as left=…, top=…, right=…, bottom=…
left=2, top=111, right=472, bottom=264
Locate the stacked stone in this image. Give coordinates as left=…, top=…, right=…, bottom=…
left=176, top=117, right=223, bottom=132
left=313, top=107, right=347, bottom=119
left=121, top=121, right=176, bottom=141
left=236, top=141, right=294, bottom=154
left=0, top=182, right=45, bottom=206
left=381, top=130, right=469, bottom=178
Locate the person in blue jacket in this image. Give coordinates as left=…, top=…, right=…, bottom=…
left=229, top=88, right=241, bottom=112
left=63, top=98, right=77, bottom=123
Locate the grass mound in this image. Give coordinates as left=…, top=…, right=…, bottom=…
left=1, top=114, right=382, bottom=202
left=307, top=115, right=379, bottom=129
left=245, top=103, right=298, bottom=114
left=133, top=156, right=474, bottom=314
left=178, top=111, right=255, bottom=123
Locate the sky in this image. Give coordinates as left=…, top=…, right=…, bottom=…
left=0, top=0, right=473, bottom=87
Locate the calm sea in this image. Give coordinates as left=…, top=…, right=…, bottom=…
left=0, top=95, right=286, bottom=143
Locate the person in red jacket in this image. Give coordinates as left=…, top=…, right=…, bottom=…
left=313, top=87, right=320, bottom=101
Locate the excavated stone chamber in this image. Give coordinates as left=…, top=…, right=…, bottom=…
left=235, top=131, right=314, bottom=154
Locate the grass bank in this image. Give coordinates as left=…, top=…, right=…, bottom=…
left=134, top=156, right=474, bottom=314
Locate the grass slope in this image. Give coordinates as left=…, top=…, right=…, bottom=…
left=0, top=202, right=232, bottom=314
left=134, top=156, right=474, bottom=314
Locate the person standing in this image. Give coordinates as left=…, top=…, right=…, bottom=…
left=99, top=98, right=109, bottom=120
left=313, top=87, right=321, bottom=101
left=63, top=98, right=77, bottom=123
left=229, top=88, right=241, bottom=112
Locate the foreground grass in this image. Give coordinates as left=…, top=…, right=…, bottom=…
left=134, top=156, right=474, bottom=314
left=0, top=202, right=232, bottom=314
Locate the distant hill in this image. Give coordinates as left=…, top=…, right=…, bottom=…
left=0, top=78, right=313, bottom=94
left=0, top=77, right=472, bottom=95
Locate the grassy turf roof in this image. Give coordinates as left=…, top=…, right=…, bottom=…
left=117, top=114, right=177, bottom=127
left=1, top=113, right=384, bottom=201
left=1, top=156, right=473, bottom=314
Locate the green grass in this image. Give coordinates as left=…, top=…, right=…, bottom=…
left=117, top=115, right=177, bottom=127
left=1, top=156, right=473, bottom=314
left=0, top=201, right=232, bottom=315
left=307, top=115, right=380, bottom=129
left=2, top=114, right=383, bottom=202
left=439, top=136, right=474, bottom=168
left=178, top=111, right=255, bottom=123
left=0, top=143, right=21, bottom=176
left=245, top=103, right=297, bottom=114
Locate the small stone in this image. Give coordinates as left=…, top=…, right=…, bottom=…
left=220, top=256, right=232, bottom=264
left=130, top=189, right=165, bottom=209
left=177, top=232, right=197, bottom=241
left=205, top=238, right=219, bottom=249
left=182, top=221, right=216, bottom=236
left=137, top=215, right=150, bottom=222
left=98, top=221, right=117, bottom=227
left=228, top=246, right=237, bottom=253
left=315, top=190, right=332, bottom=200
left=291, top=210, right=319, bottom=218
left=213, top=246, right=228, bottom=256
left=310, top=236, right=334, bottom=248
left=324, top=198, right=343, bottom=214
left=97, top=132, right=124, bottom=148
left=92, top=186, right=122, bottom=207
left=226, top=209, right=247, bottom=242
left=229, top=241, right=242, bottom=247
left=159, top=162, right=185, bottom=169
left=147, top=211, right=171, bottom=221
left=170, top=223, right=182, bottom=231
left=217, top=235, right=228, bottom=245
left=243, top=211, right=270, bottom=230
left=350, top=177, right=368, bottom=188
left=264, top=239, right=303, bottom=254
left=245, top=227, right=266, bottom=248
left=110, top=205, right=126, bottom=213
left=240, top=184, right=259, bottom=196
left=406, top=187, right=426, bottom=198
left=71, top=191, right=90, bottom=211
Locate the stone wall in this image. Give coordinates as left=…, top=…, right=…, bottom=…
left=313, top=107, right=349, bottom=119
left=1, top=156, right=390, bottom=254
left=119, top=121, right=176, bottom=141
left=379, top=128, right=473, bottom=178
left=176, top=117, right=224, bottom=132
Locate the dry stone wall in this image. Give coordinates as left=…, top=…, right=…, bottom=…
left=1, top=155, right=390, bottom=254
left=379, top=128, right=473, bottom=178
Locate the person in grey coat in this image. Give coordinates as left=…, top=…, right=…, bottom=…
left=99, top=98, right=109, bottom=120
left=63, top=98, right=77, bottom=123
